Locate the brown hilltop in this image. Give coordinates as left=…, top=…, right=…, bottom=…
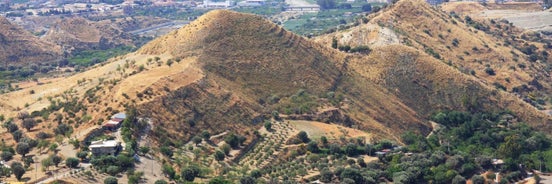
left=136, top=10, right=430, bottom=142
left=317, top=0, right=552, bottom=131
left=322, top=0, right=550, bottom=93
left=0, top=16, right=61, bottom=66
left=135, top=9, right=550, bottom=143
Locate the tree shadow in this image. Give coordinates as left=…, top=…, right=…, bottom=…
left=21, top=176, right=31, bottom=182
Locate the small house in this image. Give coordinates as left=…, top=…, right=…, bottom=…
left=111, top=112, right=127, bottom=122
left=102, top=112, right=126, bottom=130
left=89, top=140, right=121, bottom=156
left=103, top=120, right=121, bottom=131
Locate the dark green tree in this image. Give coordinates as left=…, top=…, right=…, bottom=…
left=139, top=146, right=150, bottom=155
left=201, top=130, right=211, bottom=140
left=331, top=38, right=338, bottom=49
left=298, top=131, right=310, bottom=143
left=320, top=168, right=333, bottom=182
left=307, top=141, right=320, bottom=153
left=1, top=151, right=13, bottom=161
left=215, top=150, right=225, bottom=161
left=77, top=151, right=88, bottom=161
left=65, top=157, right=80, bottom=168
left=225, top=133, right=240, bottom=148
left=471, top=175, right=485, bottom=184
left=320, top=136, right=328, bottom=146
left=250, top=169, right=261, bottom=178
left=11, top=162, right=25, bottom=181
left=22, top=118, right=36, bottom=131
left=264, top=121, right=272, bottom=131
left=154, top=180, right=168, bottom=184
left=106, top=165, right=120, bottom=176
left=162, top=164, right=175, bottom=179
left=451, top=175, right=466, bottom=184
left=52, top=155, right=62, bottom=167
left=11, top=130, right=23, bottom=142
left=104, top=176, right=118, bottom=184
left=16, top=142, right=30, bottom=157
left=221, top=143, right=231, bottom=155
left=192, top=136, right=202, bottom=145
left=182, top=167, right=196, bottom=181
left=239, top=176, right=256, bottom=184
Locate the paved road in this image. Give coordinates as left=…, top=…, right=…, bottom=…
left=128, top=21, right=190, bottom=35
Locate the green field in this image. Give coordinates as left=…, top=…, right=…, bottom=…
left=68, top=46, right=136, bottom=66
left=283, top=8, right=363, bottom=35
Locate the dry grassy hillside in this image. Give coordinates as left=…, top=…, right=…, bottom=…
left=1, top=7, right=550, bottom=152
left=43, top=16, right=134, bottom=52
left=0, top=16, right=61, bottom=66
left=349, top=45, right=550, bottom=129
left=322, top=0, right=552, bottom=109
left=441, top=2, right=486, bottom=14
left=137, top=10, right=431, bottom=142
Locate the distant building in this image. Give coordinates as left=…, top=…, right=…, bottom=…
left=237, top=0, right=265, bottom=6
left=203, top=0, right=235, bottom=8
left=285, top=5, right=320, bottom=12
left=89, top=140, right=121, bottom=156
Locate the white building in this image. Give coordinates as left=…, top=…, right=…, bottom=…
left=89, top=140, right=121, bottom=156
left=237, top=0, right=265, bottom=6
left=203, top=0, right=235, bottom=8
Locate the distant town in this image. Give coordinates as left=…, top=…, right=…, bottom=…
left=0, top=0, right=548, bottom=19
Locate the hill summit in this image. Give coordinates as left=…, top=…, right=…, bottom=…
left=134, top=10, right=434, bottom=142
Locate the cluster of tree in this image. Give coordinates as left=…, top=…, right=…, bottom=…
left=331, top=38, right=371, bottom=54
left=464, top=16, right=490, bottom=32
left=90, top=154, right=135, bottom=176
left=36, top=9, right=72, bottom=16
left=376, top=110, right=552, bottom=183
left=100, top=0, right=124, bottom=5
left=224, top=133, right=247, bottom=149
left=207, top=110, right=551, bottom=183
left=120, top=107, right=148, bottom=156
left=2, top=120, right=44, bottom=158
left=41, top=154, right=63, bottom=171
left=162, top=163, right=208, bottom=182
